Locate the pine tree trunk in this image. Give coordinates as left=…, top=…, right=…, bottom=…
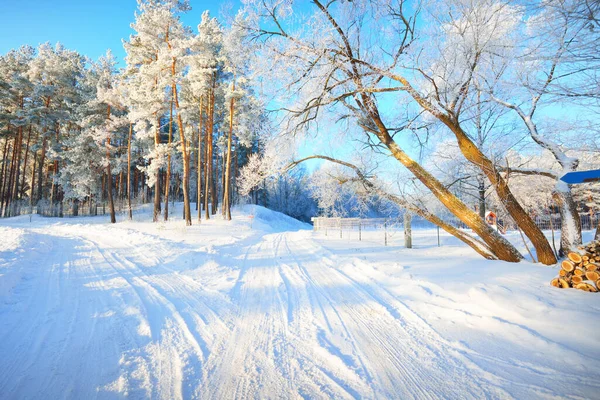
left=127, top=123, right=133, bottom=220
left=4, top=131, right=19, bottom=217
left=212, top=151, right=218, bottom=215
left=0, top=138, right=11, bottom=216
left=0, top=139, right=14, bottom=217
left=221, top=149, right=226, bottom=217
left=36, top=137, right=47, bottom=208
left=49, top=124, right=60, bottom=215
left=204, top=79, right=215, bottom=220
left=10, top=125, right=24, bottom=216
left=223, top=83, right=235, bottom=221
left=106, top=106, right=116, bottom=224
left=29, top=153, right=37, bottom=214
left=153, top=114, right=161, bottom=222
left=171, top=79, right=191, bottom=226
left=20, top=125, right=32, bottom=199
left=233, top=146, right=238, bottom=205
left=164, top=95, right=173, bottom=221
left=197, top=97, right=204, bottom=221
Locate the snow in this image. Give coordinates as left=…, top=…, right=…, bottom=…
left=1, top=205, right=599, bottom=399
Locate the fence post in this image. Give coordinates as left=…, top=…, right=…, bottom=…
left=404, top=212, right=412, bottom=249
left=437, top=225, right=440, bottom=247
left=384, top=220, right=388, bottom=246
left=359, top=220, right=362, bottom=241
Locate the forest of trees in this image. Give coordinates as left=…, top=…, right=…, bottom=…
left=1, top=0, right=599, bottom=263
left=0, top=2, right=278, bottom=227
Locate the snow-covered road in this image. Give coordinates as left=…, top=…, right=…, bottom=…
left=1, top=207, right=599, bottom=399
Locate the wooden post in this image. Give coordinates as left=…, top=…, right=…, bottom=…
left=359, top=220, right=362, bottom=241
left=404, top=213, right=412, bottom=249
left=384, top=220, right=388, bottom=246
left=437, top=225, right=440, bottom=247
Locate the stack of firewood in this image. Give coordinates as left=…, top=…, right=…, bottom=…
left=551, top=240, right=600, bottom=292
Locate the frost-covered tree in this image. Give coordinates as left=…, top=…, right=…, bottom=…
left=241, top=0, right=528, bottom=262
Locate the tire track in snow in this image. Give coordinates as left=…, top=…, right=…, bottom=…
left=280, top=232, right=510, bottom=399
left=82, top=236, right=209, bottom=399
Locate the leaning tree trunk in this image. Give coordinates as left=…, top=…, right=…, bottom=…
left=370, top=124, right=523, bottom=263
left=287, top=155, right=501, bottom=260
left=441, top=117, right=557, bottom=265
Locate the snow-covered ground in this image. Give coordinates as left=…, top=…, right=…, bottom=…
left=0, top=204, right=599, bottom=399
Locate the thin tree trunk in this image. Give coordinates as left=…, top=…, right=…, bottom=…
left=10, top=126, right=24, bottom=216
left=20, top=125, right=32, bottom=199
left=477, top=174, right=486, bottom=219
left=6, top=129, right=21, bottom=217
left=106, top=105, right=116, bottom=224
left=153, top=114, right=161, bottom=222
left=223, top=79, right=235, bottom=221
left=204, top=78, right=215, bottom=220
left=197, top=97, right=204, bottom=221
left=233, top=146, right=238, bottom=205
left=212, top=151, right=218, bottom=215
left=49, top=124, right=60, bottom=214
left=0, top=138, right=11, bottom=215
left=1, top=139, right=15, bottom=217
left=0, top=139, right=9, bottom=203
left=127, top=123, right=133, bottom=220
left=29, top=152, right=37, bottom=214
left=36, top=137, right=47, bottom=206
left=164, top=94, right=174, bottom=221
left=171, top=82, right=192, bottom=226
left=221, top=149, right=226, bottom=216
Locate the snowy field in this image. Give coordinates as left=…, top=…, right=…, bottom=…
left=0, top=205, right=599, bottom=399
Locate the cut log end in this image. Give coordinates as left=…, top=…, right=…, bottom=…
left=561, top=260, right=576, bottom=272
left=567, top=252, right=583, bottom=264
left=575, top=283, right=598, bottom=292
left=585, top=271, right=600, bottom=282
left=558, top=269, right=568, bottom=277
left=558, top=278, right=570, bottom=289
left=571, top=276, right=584, bottom=285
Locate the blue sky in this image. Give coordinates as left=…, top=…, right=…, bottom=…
left=0, top=0, right=241, bottom=63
